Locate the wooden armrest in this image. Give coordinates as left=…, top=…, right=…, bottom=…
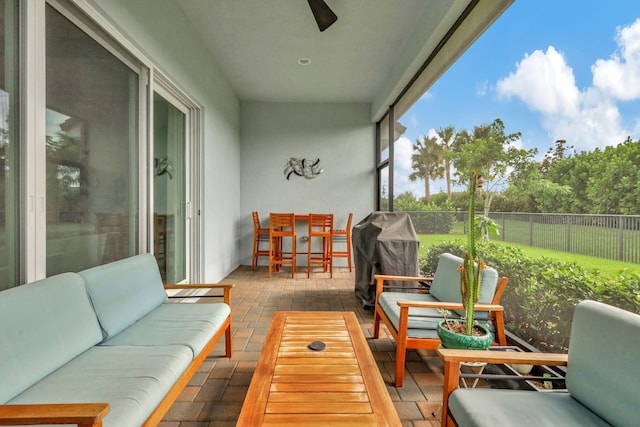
left=163, top=283, right=234, bottom=289
left=437, top=348, right=568, bottom=426
left=0, top=403, right=110, bottom=426
left=164, top=283, right=234, bottom=305
left=437, top=348, right=568, bottom=366
left=374, top=274, right=433, bottom=301
left=396, top=300, right=504, bottom=312
left=374, top=274, right=431, bottom=282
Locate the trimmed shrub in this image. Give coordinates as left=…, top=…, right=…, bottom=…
left=421, top=242, right=640, bottom=353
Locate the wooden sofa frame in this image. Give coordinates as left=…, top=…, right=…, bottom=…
left=0, top=283, right=233, bottom=427
left=373, top=274, right=508, bottom=387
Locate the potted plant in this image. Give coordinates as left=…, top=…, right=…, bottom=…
left=436, top=173, right=494, bottom=349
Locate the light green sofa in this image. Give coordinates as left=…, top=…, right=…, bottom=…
left=0, top=254, right=233, bottom=427
left=438, top=300, right=640, bottom=427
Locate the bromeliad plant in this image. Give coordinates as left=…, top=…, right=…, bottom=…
left=459, top=173, right=486, bottom=336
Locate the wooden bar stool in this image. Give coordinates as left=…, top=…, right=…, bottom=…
left=268, top=213, right=296, bottom=278
left=251, top=211, right=270, bottom=270
left=331, top=212, right=353, bottom=271
left=307, top=213, right=333, bottom=278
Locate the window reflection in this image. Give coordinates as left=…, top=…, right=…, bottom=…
left=0, top=0, right=19, bottom=290
left=46, top=5, right=139, bottom=275
left=379, top=166, right=389, bottom=211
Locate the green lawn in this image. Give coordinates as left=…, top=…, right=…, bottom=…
left=419, top=233, right=640, bottom=276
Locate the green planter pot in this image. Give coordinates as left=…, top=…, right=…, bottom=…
left=437, top=320, right=494, bottom=350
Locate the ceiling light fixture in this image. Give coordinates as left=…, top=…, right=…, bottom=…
left=298, top=57, right=311, bottom=65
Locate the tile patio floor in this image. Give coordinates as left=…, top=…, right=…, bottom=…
left=160, top=266, right=444, bottom=426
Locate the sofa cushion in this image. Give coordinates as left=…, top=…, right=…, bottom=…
left=0, top=273, right=102, bottom=403
left=428, top=253, right=498, bottom=307
left=101, top=302, right=231, bottom=356
left=9, top=345, right=192, bottom=427
left=449, top=389, right=611, bottom=427
left=80, top=254, right=167, bottom=339
left=567, top=300, right=640, bottom=427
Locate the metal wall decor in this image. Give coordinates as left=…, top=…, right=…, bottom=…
left=284, top=157, right=323, bottom=180
left=154, top=157, right=174, bottom=179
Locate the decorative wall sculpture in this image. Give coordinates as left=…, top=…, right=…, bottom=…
left=283, top=157, right=323, bottom=180
left=154, top=157, right=174, bottom=179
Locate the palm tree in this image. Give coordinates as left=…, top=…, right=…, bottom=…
left=436, top=125, right=457, bottom=199
left=409, top=134, right=444, bottom=203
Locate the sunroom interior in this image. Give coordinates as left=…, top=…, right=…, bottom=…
left=4, top=0, right=514, bottom=289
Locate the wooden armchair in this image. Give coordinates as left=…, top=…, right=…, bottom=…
left=437, top=300, right=640, bottom=427
left=373, top=253, right=508, bottom=387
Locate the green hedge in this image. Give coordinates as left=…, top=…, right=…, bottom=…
left=420, top=242, right=640, bottom=353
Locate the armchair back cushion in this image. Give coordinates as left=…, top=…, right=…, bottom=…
left=80, top=253, right=167, bottom=339
left=428, top=253, right=498, bottom=318
left=0, top=273, right=103, bottom=403
left=567, top=300, right=640, bottom=427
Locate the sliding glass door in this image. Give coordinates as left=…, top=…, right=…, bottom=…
left=45, top=3, right=141, bottom=276
left=153, top=91, right=188, bottom=284
left=0, top=0, right=19, bottom=290
left=0, top=1, right=200, bottom=288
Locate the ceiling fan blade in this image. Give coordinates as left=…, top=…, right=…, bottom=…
left=307, top=0, right=337, bottom=32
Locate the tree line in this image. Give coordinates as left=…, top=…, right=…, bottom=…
left=404, top=118, right=640, bottom=215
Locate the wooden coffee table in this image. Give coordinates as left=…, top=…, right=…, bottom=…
left=237, top=311, right=401, bottom=426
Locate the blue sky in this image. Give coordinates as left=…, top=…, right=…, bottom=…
left=395, top=0, right=640, bottom=197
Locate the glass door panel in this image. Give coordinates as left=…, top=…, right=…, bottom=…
left=153, top=92, right=186, bottom=283
left=45, top=5, right=139, bottom=275
left=0, top=0, right=19, bottom=290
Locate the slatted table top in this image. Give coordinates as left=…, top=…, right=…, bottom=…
left=237, top=311, right=401, bottom=426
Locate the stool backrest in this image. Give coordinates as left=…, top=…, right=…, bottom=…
left=309, top=213, right=333, bottom=233
left=270, top=213, right=295, bottom=233
left=252, top=211, right=263, bottom=232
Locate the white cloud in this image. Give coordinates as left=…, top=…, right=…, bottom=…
left=476, top=80, right=489, bottom=97
left=394, top=136, right=424, bottom=197
left=420, top=90, right=433, bottom=101
left=592, top=18, right=640, bottom=100
left=409, top=114, right=419, bottom=129
left=497, top=46, right=580, bottom=117
left=496, top=39, right=636, bottom=151
left=393, top=132, right=464, bottom=198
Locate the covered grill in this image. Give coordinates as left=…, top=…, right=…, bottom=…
left=352, top=212, right=420, bottom=308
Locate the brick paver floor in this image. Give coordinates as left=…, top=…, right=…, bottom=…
left=160, top=266, right=444, bottom=426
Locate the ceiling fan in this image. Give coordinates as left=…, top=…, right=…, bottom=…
left=307, top=0, right=338, bottom=32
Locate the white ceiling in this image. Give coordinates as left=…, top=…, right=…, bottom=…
left=176, top=0, right=512, bottom=118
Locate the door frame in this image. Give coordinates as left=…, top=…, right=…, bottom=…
left=151, top=71, right=202, bottom=283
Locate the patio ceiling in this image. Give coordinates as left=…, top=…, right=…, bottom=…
left=176, top=0, right=514, bottom=120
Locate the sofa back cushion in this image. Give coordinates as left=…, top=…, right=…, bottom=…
left=429, top=252, right=498, bottom=305
left=0, top=273, right=102, bottom=403
left=80, top=254, right=167, bottom=339
left=567, top=300, right=640, bottom=427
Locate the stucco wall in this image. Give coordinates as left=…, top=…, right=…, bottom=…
left=84, top=1, right=377, bottom=277
left=240, top=102, right=375, bottom=267
left=88, top=0, right=241, bottom=282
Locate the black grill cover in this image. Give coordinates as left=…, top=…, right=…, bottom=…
left=352, top=211, right=420, bottom=308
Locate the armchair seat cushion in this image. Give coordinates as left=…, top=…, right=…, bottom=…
left=379, top=292, right=441, bottom=338
left=449, top=389, right=611, bottom=427
left=378, top=292, right=493, bottom=339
